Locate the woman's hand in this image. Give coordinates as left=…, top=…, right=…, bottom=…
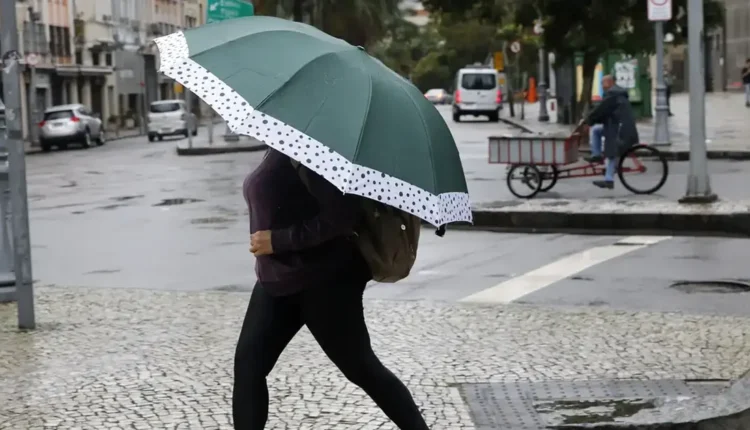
left=250, top=231, right=274, bottom=256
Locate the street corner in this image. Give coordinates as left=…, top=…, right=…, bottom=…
left=2, top=287, right=750, bottom=428
left=470, top=198, right=750, bottom=236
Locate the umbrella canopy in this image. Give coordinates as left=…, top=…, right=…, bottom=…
left=154, top=16, right=471, bottom=227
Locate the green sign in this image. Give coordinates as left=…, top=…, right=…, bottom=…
left=207, top=0, right=255, bottom=24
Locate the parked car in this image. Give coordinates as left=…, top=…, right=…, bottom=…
left=147, top=99, right=197, bottom=142
left=452, top=65, right=503, bottom=122
left=38, top=104, right=105, bottom=151
left=424, top=88, right=451, bottom=104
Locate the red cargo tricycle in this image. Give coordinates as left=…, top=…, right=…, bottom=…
left=489, top=128, right=669, bottom=198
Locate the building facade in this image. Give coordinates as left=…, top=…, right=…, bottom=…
left=8, top=0, right=204, bottom=140
left=722, top=0, right=750, bottom=88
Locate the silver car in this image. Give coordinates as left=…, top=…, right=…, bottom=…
left=39, top=104, right=105, bottom=151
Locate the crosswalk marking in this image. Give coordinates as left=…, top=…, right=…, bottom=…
left=459, top=235, right=671, bottom=304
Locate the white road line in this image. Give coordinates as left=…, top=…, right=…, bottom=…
left=459, top=235, right=671, bottom=304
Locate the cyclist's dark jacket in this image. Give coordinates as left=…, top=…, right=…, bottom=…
left=584, top=85, right=639, bottom=158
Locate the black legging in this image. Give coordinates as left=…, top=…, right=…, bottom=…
left=232, top=270, right=429, bottom=429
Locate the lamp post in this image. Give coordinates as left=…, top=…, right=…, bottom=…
left=534, top=20, right=549, bottom=122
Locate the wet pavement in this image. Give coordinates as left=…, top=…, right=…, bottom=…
left=0, top=108, right=748, bottom=428
left=2, top=286, right=749, bottom=429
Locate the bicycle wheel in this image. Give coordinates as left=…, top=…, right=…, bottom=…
left=618, top=144, right=669, bottom=195
left=523, top=165, right=558, bottom=192
left=507, top=164, right=542, bottom=198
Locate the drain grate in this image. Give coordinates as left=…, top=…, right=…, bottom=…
left=670, top=280, right=750, bottom=294
left=458, top=379, right=726, bottom=430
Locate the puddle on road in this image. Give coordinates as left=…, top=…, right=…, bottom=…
left=535, top=398, right=656, bottom=424
left=671, top=280, right=750, bottom=294
left=190, top=216, right=233, bottom=225
left=153, top=198, right=204, bottom=207
left=111, top=195, right=143, bottom=202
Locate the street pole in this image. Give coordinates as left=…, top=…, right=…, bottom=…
left=181, top=0, right=194, bottom=148
left=679, top=0, right=717, bottom=204
left=653, top=21, right=671, bottom=146
left=535, top=19, right=549, bottom=122
left=208, top=111, right=214, bottom=144
left=27, top=7, right=40, bottom=145
left=537, top=46, right=549, bottom=121
left=2, top=0, right=36, bottom=329
left=680, top=0, right=717, bottom=203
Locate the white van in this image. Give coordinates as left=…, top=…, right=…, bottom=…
left=147, top=99, right=197, bottom=142
left=452, top=65, right=502, bottom=122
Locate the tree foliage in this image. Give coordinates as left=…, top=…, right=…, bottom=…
left=424, top=0, right=724, bottom=116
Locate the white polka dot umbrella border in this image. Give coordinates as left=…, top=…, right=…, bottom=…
left=154, top=31, right=472, bottom=227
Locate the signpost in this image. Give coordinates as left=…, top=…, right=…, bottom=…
left=206, top=0, right=255, bottom=142
left=679, top=0, right=716, bottom=203
left=649, top=0, right=672, bottom=146
left=1, top=0, right=35, bottom=329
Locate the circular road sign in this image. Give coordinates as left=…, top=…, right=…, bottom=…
left=26, top=53, right=39, bottom=66
left=510, top=41, right=522, bottom=53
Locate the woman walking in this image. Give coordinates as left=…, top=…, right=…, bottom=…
left=234, top=148, right=430, bottom=429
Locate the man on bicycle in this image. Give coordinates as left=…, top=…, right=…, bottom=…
left=579, top=74, right=639, bottom=189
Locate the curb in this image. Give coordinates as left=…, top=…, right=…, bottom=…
left=175, top=143, right=267, bottom=156
left=468, top=208, right=750, bottom=237
left=498, top=118, right=750, bottom=161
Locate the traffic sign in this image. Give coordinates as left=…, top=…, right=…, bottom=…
left=207, top=0, right=254, bottom=24
left=509, top=41, right=522, bottom=54
left=493, top=51, right=504, bottom=71
left=25, top=53, right=38, bottom=66
left=647, top=0, right=672, bottom=21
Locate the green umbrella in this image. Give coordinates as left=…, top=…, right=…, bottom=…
left=155, top=16, right=471, bottom=226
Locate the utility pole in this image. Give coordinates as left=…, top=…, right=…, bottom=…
left=2, top=0, right=36, bottom=329
left=181, top=0, right=194, bottom=148
left=653, top=21, right=671, bottom=146
left=535, top=19, right=549, bottom=122
left=27, top=7, right=41, bottom=144
left=679, top=0, right=717, bottom=203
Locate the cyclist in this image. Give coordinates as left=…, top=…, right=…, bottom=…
left=579, top=74, right=639, bottom=189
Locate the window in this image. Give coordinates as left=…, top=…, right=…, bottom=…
left=63, top=27, right=71, bottom=57
left=150, top=102, right=182, bottom=113
left=461, top=73, right=497, bottom=90
left=75, top=50, right=82, bottom=64
left=91, top=50, right=100, bottom=65
left=105, top=53, right=112, bottom=66
left=44, top=110, right=74, bottom=120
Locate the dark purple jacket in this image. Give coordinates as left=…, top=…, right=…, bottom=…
left=243, top=149, right=367, bottom=295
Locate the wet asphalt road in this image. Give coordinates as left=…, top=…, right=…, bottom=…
left=23, top=108, right=750, bottom=317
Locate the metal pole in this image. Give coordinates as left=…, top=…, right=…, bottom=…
left=181, top=0, right=194, bottom=148
left=28, top=8, right=39, bottom=145
left=207, top=110, right=214, bottom=144
left=653, top=21, right=671, bottom=146
left=679, top=0, right=716, bottom=204
left=2, top=0, right=36, bottom=329
left=538, top=46, right=549, bottom=122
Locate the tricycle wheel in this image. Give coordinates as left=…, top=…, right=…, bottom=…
left=524, top=165, right=558, bottom=192
left=507, top=164, right=542, bottom=199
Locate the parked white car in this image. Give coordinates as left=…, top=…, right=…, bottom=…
left=452, top=65, right=503, bottom=122
left=38, top=104, right=105, bottom=151
left=147, top=99, right=197, bottom=142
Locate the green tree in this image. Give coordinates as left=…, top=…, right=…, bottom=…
left=424, top=0, right=724, bottom=117
left=257, top=0, right=401, bottom=48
